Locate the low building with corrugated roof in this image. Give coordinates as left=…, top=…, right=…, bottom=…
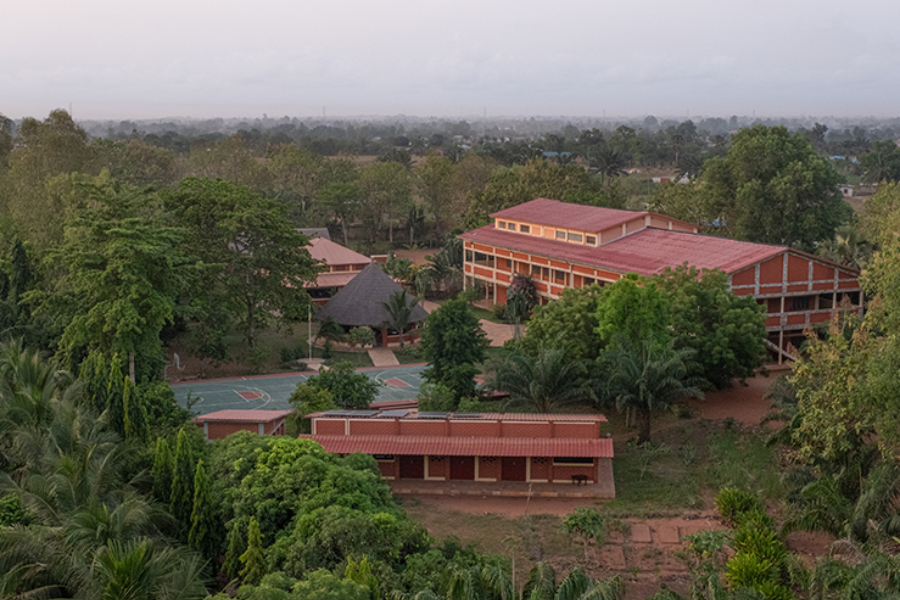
left=194, top=409, right=293, bottom=440
left=301, top=408, right=615, bottom=498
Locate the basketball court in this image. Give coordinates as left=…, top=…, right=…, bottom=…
left=171, top=364, right=427, bottom=416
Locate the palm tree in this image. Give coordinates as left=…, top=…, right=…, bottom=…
left=487, top=346, right=592, bottom=413
left=382, top=289, right=417, bottom=348
left=807, top=545, right=900, bottom=600
left=0, top=343, right=208, bottom=599
left=523, top=562, right=624, bottom=600
left=816, top=225, right=872, bottom=270
left=603, top=336, right=703, bottom=444
left=315, top=316, right=345, bottom=346
left=588, top=148, right=627, bottom=188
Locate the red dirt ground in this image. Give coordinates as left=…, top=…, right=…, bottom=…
left=402, top=369, right=830, bottom=599
left=686, top=367, right=790, bottom=425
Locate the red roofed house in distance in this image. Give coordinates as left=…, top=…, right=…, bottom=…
left=460, top=198, right=863, bottom=363
left=194, top=409, right=293, bottom=440
left=302, top=408, right=616, bottom=498
left=305, top=236, right=373, bottom=307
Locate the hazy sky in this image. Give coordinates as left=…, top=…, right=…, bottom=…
left=3, top=0, right=899, bottom=120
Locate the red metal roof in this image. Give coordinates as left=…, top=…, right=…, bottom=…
left=308, top=237, right=372, bottom=267
left=461, top=225, right=785, bottom=276
left=490, top=198, right=695, bottom=234
left=491, top=198, right=647, bottom=233
left=311, top=271, right=359, bottom=289
left=300, top=434, right=614, bottom=458
left=195, top=409, right=293, bottom=423
left=306, top=410, right=606, bottom=422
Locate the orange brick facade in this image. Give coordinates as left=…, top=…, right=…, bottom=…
left=463, top=207, right=863, bottom=362
left=306, top=412, right=614, bottom=491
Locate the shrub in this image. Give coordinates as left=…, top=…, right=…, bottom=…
left=562, top=507, right=606, bottom=542
left=280, top=345, right=306, bottom=364
left=733, top=509, right=775, bottom=530
left=715, top=487, right=764, bottom=526
left=732, top=525, right=787, bottom=569
left=417, top=382, right=456, bottom=412
left=492, top=303, right=507, bottom=320
left=248, top=346, right=272, bottom=374
left=724, top=552, right=777, bottom=589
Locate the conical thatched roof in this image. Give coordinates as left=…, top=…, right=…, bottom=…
left=314, top=262, right=428, bottom=327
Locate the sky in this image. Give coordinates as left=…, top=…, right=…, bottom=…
left=3, top=0, right=899, bottom=120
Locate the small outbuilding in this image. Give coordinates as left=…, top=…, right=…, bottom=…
left=194, top=409, right=293, bottom=440
left=315, top=262, right=428, bottom=347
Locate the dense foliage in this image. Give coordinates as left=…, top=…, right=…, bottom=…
left=421, top=298, right=488, bottom=402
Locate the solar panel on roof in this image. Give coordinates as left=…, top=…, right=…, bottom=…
left=450, top=413, right=482, bottom=419
left=417, top=411, right=449, bottom=419
left=322, top=410, right=379, bottom=417
left=379, top=409, right=410, bottom=418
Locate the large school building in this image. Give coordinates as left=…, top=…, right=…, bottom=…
left=460, top=198, right=863, bottom=361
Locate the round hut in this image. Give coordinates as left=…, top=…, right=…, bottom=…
left=314, top=262, right=429, bottom=347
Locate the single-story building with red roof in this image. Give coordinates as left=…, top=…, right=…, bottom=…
left=306, top=237, right=373, bottom=306
left=301, top=409, right=615, bottom=497
left=194, top=409, right=293, bottom=440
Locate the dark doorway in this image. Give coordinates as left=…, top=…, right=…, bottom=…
left=398, top=455, right=424, bottom=479
left=502, top=457, right=526, bottom=481
left=449, top=456, right=475, bottom=480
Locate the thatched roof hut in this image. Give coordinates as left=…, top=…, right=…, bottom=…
left=314, top=262, right=428, bottom=327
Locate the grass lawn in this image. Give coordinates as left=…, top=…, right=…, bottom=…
left=600, top=410, right=784, bottom=516
left=168, top=322, right=373, bottom=380
left=468, top=304, right=508, bottom=324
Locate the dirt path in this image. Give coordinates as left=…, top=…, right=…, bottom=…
left=687, top=369, right=787, bottom=425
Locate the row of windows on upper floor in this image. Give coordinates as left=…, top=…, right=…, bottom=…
left=496, top=220, right=598, bottom=246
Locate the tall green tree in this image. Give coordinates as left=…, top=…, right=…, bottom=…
left=188, top=459, right=217, bottom=562
left=415, top=152, right=455, bottom=237
left=47, top=179, right=193, bottom=381
left=421, top=298, right=488, bottom=400
left=151, top=437, right=173, bottom=505
left=1, top=110, right=93, bottom=252
left=318, top=182, right=360, bottom=246
left=165, top=177, right=319, bottom=348
left=169, top=428, right=196, bottom=538
left=653, top=264, right=767, bottom=390
left=358, top=161, right=412, bottom=245
left=595, top=273, right=670, bottom=349
left=239, top=517, right=267, bottom=585
left=701, top=125, right=851, bottom=250
left=521, top=284, right=605, bottom=361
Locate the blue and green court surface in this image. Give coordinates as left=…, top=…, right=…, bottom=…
left=171, top=364, right=427, bottom=416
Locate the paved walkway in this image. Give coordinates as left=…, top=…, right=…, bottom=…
left=480, top=320, right=519, bottom=347
left=367, top=347, right=400, bottom=367
left=420, top=299, right=519, bottom=347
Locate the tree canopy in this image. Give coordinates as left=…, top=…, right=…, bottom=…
left=421, top=298, right=488, bottom=401
left=700, top=125, right=851, bottom=251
